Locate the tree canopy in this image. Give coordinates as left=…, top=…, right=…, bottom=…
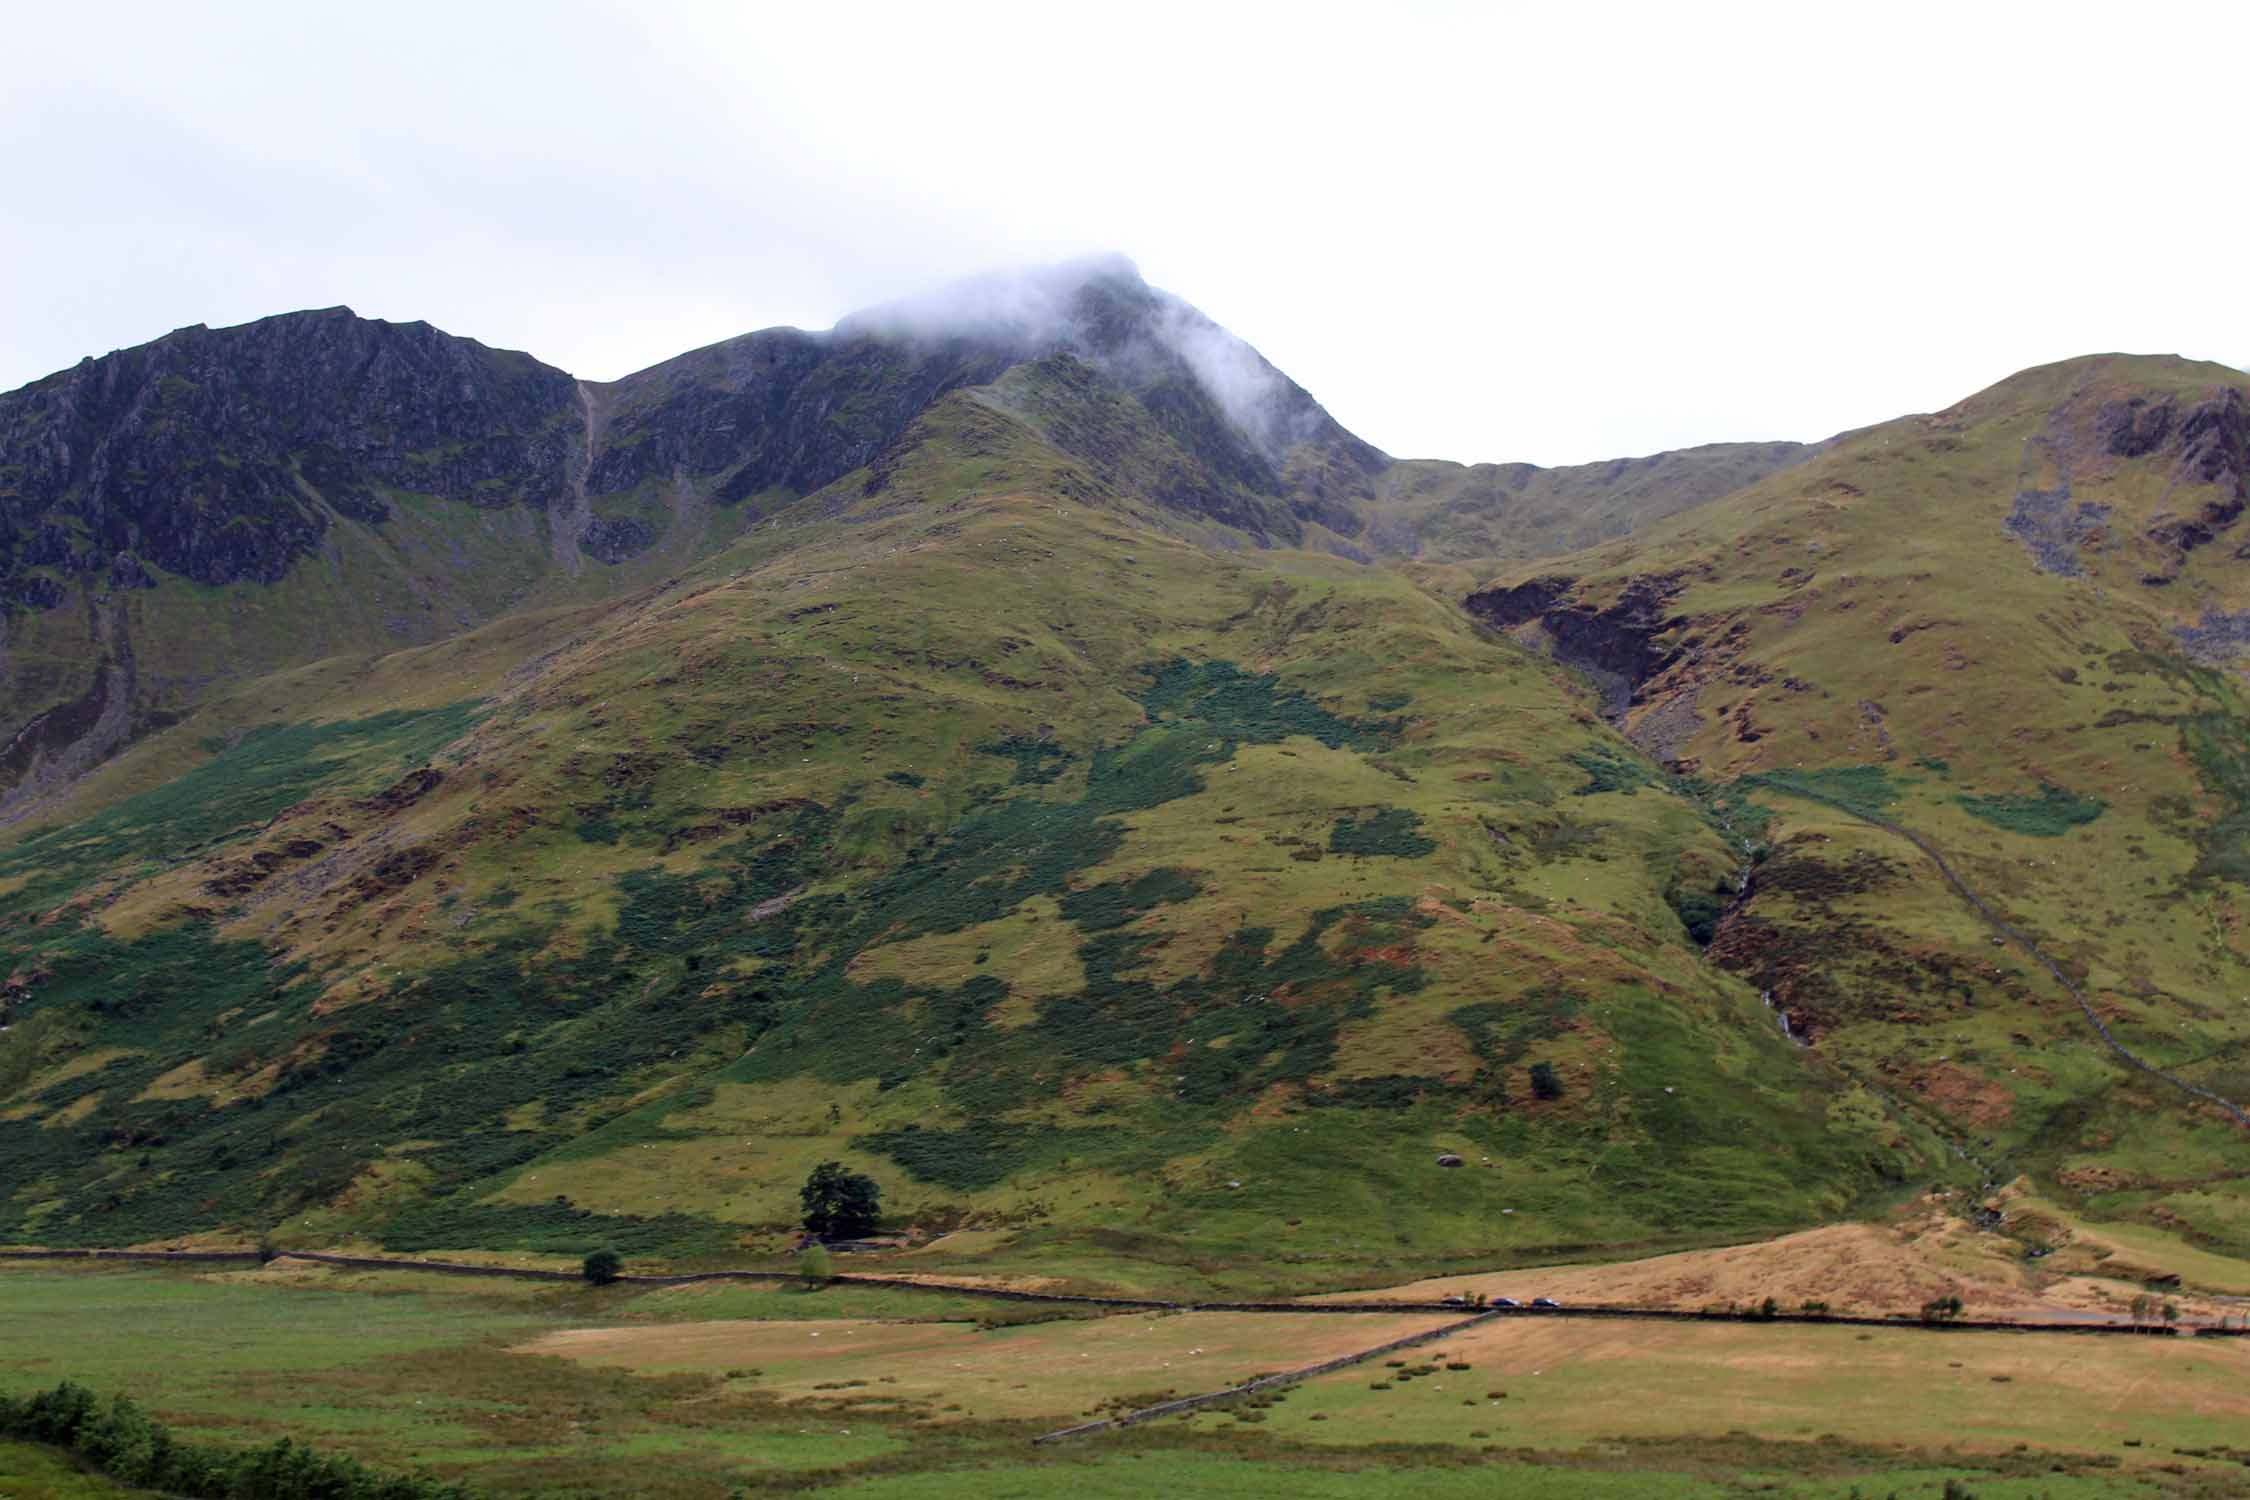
left=801, top=1161, right=882, bottom=1239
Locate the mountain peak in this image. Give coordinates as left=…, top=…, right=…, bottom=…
left=834, top=254, right=1147, bottom=347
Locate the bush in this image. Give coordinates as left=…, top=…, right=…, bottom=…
left=581, top=1248, right=623, bottom=1285
left=799, top=1245, right=834, bottom=1285
left=1529, top=1061, right=1563, bottom=1101
left=0, top=1381, right=474, bottom=1499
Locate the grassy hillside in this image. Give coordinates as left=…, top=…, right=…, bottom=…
left=1364, top=441, right=1815, bottom=562
left=1468, top=354, right=2250, bottom=1262
left=0, top=379, right=1923, bottom=1283
left=0, top=270, right=1830, bottom=838
left=9, top=281, right=2246, bottom=1300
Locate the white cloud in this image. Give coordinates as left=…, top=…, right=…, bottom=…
left=5, top=0, right=2246, bottom=465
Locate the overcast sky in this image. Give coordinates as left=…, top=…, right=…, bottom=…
left=8, top=2, right=2246, bottom=466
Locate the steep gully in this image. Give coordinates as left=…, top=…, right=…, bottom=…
left=0, top=594, right=137, bottom=829
left=551, top=380, right=602, bottom=574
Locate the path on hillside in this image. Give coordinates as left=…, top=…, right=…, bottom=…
left=1754, top=780, right=2250, bottom=1131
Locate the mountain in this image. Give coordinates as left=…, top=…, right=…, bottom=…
left=0, top=264, right=2239, bottom=1288
left=1469, top=352, right=2250, bottom=1257
left=0, top=260, right=1809, bottom=826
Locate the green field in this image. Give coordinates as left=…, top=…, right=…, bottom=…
left=7, top=1264, right=2249, bottom=1499
left=0, top=1440, right=147, bottom=1497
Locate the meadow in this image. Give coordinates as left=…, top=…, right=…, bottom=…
left=6, top=1260, right=2248, bottom=1499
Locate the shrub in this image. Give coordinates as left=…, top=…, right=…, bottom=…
left=798, top=1245, right=834, bottom=1285
left=1529, top=1061, right=1563, bottom=1101
left=0, top=1381, right=474, bottom=1499
left=581, top=1248, right=623, bottom=1285
left=1566, top=746, right=1656, bottom=796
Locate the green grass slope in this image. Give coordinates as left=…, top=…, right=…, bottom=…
left=1468, top=354, right=2250, bottom=1265
left=1364, top=440, right=1816, bottom=563
left=0, top=381, right=1925, bottom=1285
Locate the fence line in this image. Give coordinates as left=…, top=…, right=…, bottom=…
left=2, top=1247, right=2213, bottom=1336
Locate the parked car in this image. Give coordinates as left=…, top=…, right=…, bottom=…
left=1493, top=1297, right=1520, bottom=1308
left=1440, top=1294, right=1469, bottom=1306
left=1532, top=1296, right=1562, bottom=1308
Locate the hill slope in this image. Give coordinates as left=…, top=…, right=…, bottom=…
left=8, top=276, right=2244, bottom=1290
left=0, top=346, right=1915, bottom=1281
left=0, top=260, right=1810, bottom=824
left=1470, top=353, right=2250, bottom=1261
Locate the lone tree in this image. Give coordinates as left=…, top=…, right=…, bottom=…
left=800, top=1161, right=882, bottom=1240
left=582, top=1248, right=623, bottom=1286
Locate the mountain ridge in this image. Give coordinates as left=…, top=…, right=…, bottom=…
left=0, top=262, right=1815, bottom=806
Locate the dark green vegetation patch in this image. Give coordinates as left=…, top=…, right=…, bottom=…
left=3, top=1381, right=471, bottom=1500
left=2178, top=698, right=2250, bottom=883
left=1136, top=658, right=1397, bottom=749
left=0, top=702, right=482, bottom=899
left=1566, top=744, right=1657, bottom=796
left=1745, top=763, right=1901, bottom=816
left=1954, top=782, right=2107, bottom=836
left=977, top=734, right=1070, bottom=785
left=1328, top=807, right=1438, bottom=858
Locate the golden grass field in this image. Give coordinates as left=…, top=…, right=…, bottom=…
left=520, top=1309, right=1451, bottom=1421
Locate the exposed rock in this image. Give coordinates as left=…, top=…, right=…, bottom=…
left=2097, top=395, right=2174, bottom=457
left=2171, top=608, right=2250, bottom=664
left=1463, top=574, right=1686, bottom=718
left=0, top=309, right=580, bottom=600
left=2003, top=483, right=2109, bottom=576
left=579, top=514, right=660, bottom=565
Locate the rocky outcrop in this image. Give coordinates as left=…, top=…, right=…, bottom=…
left=2004, top=482, right=2111, bottom=577
left=0, top=594, right=138, bottom=822
left=0, top=308, right=579, bottom=601
left=590, top=328, right=1016, bottom=508
left=1464, top=574, right=1686, bottom=717
left=2091, top=388, right=2250, bottom=584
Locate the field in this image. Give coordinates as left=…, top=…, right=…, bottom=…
left=0, top=1440, right=146, bottom=1497
left=8, top=1260, right=2250, bottom=1499
left=1312, top=1198, right=2247, bottom=1324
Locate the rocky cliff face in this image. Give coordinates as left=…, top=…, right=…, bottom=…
left=0, top=308, right=581, bottom=603
left=589, top=327, right=1017, bottom=509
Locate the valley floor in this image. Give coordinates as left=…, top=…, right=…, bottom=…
left=8, top=1226, right=2249, bottom=1499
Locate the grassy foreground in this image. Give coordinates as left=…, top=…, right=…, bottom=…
left=0, top=1439, right=149, bottom=1497
left=6, top=1262, right=2247, bottom=1499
